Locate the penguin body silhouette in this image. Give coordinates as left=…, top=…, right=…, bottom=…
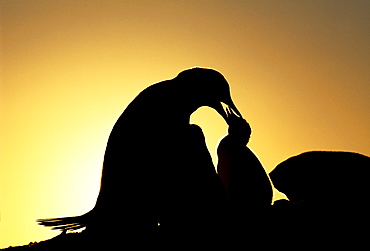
left=38, top=68, right=242, bottom=240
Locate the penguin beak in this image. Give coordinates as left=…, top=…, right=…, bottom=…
left=211, top=99, right=242, bottom=125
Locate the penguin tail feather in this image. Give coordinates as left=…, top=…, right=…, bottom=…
left=37, top=215, right=86, bottom=231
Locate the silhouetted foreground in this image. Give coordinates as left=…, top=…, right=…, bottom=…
left=14, top=68, right=368, bottom=249
left=5, top=150, right=370, bottom=249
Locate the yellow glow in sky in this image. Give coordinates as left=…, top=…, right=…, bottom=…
left=1, top=0, right=370, bottom=247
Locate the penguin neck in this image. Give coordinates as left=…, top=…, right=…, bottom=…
left=171, top=109, right=193, bottom=125
left=165, top=104, right=198, bottom=126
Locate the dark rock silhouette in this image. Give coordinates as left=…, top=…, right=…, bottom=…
left=37, top=67, right=242, bottom=243
left=269, top=151, right=370, bottom=248
left=270, top=151, right=370, bottom=206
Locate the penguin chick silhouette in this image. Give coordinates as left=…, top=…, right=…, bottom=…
left=38, top=67, right=242, bottom=239
left=217, top=109, right=272, bottom=210
left=216, top=109, right=272, bottom=245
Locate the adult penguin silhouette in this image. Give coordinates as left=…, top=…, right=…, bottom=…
left=38, top=67, right=242, bottom=242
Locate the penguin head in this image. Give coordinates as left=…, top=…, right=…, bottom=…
left=175, top=67, right=242, bottom=123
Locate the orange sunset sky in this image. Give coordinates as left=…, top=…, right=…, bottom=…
left=1, top=0, right=370, bottom=248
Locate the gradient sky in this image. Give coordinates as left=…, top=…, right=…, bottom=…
left=1, top=0, right=369, bottom=247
